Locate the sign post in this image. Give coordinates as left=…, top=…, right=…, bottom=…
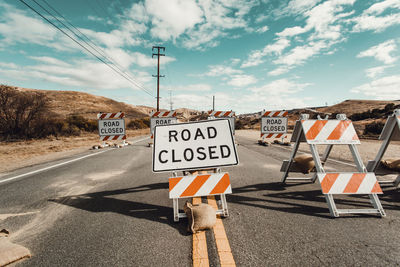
left=152, top=119, right=239, bottom=221
left=97, top=112, right=126, bottom=147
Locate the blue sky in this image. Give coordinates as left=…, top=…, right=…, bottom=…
left=0, top=0, right=400, bottom=114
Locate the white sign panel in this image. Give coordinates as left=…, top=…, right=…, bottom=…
left=98, top=119, right=125, bottom=136
left=261, top=117, right=288, bottom=134
left=150, top=117, right=178, bottom=134
left=152, top=119, right=238, bottom=172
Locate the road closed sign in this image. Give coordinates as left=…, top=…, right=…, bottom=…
left=261, top=117, right=288, bottom=134
left=98, top=119, right=125, bottom=136
left=152, top=119, right=238, bottom=172
left=150, top=117, right=178, bottom=134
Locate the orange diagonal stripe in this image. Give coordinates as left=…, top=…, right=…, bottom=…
left=210, top=173, right=231, bottom=195
left=305, top=120, right=328, bottom=140
left=263, top=111, right=271, bottom=117
left=282, top=111, right=288, bottom=117
left=320, top=173, right=339, bottom=193
left=272, top=111, right=280, bottom=117
left=343, top=173, right=365, bottom=193
left=327, top=121, right=351, bottom=140
left=371, top=181, right=383, bottom=194
left=180, top=175, right=210, bottom=197
left=223, top=111, right=231, bottom=116
left=169, top=177, right=183, bottom=192
left=214, top=111, right=221, bottom=117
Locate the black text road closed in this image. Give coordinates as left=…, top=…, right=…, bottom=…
left=261, top=117, right=288, bottom=134
left=98, top=119, right=125, bottom=136
left=150, top=117, right=178, bottom=134
left=152, top=119, right=238, bottom=172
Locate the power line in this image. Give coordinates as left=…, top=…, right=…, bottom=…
left=18, top=0, right=154, bottom=97
left=39, top=0, right=151, bottom=95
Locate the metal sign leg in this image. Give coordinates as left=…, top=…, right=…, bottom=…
left=369, top=194, right=386, bottom=217
left=220, top=194, right=229, bottom=217
left=325, top=194, right=339, bottom=217
left=281, top=132, right=301, bottom=183
left=173, top=198, right=179, bottom=222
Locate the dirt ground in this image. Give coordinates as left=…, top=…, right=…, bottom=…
left=0, top=129, right=149, bottom=174
left=235, top=129, right=400, bottom=163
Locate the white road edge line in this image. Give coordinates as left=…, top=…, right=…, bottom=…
left=0, top=136, right=149, bottom=185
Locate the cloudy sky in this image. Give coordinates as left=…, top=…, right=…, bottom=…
left=0, top=0, right=399, bottom=113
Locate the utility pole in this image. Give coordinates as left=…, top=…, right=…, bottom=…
left=213, top=95, right=215, bottom=111
left=152, top=46, right=165, bottom=111
left=169, top=89, right=173, bottom=111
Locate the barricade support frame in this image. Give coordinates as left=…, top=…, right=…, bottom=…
left=280, top=114, right=386, bottom=218
left=366, top=109, right=400, bottom=187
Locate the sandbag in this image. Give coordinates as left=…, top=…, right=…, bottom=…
left=184, top=202, right=216, bottom=234
left=294, top=154, right=315, bottom=174
left=381, top=159, right=400, bottom=172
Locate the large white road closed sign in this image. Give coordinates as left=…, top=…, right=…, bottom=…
left=150, top=117, right=178, bottom=134
left=261, top=117, right=288, bottom=134
left=98, top=119, right=125, bottom=136
left=152, top=119, right=238, bottom=172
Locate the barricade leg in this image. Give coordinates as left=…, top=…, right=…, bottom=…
left=325, top=194, right=339, bottom=217
left=369, top=194, right=386, bottom=217
left=219, top=194, right=229, bottom=217
left=281, top=131, right=301, bottom=183
left=394, top=175, right=400, bottom=187
left=173, top=198, right=179, bottom=222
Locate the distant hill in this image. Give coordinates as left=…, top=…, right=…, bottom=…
left=15, top=87, right=201, bottom=121
left=316, top=99, right=400, bottom=116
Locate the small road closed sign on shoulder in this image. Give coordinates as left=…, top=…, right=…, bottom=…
left=261, top=117, right=288, bottom=134
left=152, top=119, right=238, bottom=172
left=98, top=119, right=125, bottom=136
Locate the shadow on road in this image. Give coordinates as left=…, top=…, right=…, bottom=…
left=49, top=183, right=189, bottom=236
left=229, top=182, right=398, bottom=218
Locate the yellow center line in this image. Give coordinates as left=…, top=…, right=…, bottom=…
left=207, top=196, right=236, bottom=267
left=192, top=196, right=209, bottom=267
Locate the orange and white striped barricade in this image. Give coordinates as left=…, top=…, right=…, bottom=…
left=97, top=112, right=127, bottom=147
left=367, top=109, right=400, bottom=187
left=152, top=119, right=239, bottom=222
left=259, top=110, right=288, bottom=145
left=149, top=110, right=177, bottom=146
left=207, top=110, right=236, bottom=135
left=280, top=114, right=385, bottom=217
left=169, top=171, right=232, bottom=221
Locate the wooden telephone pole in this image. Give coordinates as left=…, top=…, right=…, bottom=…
left=152, top=46, right=165, bottom=111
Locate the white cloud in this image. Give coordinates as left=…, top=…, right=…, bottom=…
left=273, top=41, right=327, bottom=66
left=365, top=65, right=390, bottom=78
left=357, top=39, right=397, bottom=64
left=165, top=84, right=212, bottom=92
left=255, top=26, right=269, bottom=33
left=350, top=0, right=400, bottom=32
left=268, top=66, right=292, bottom=76
left=249, top=78, right=311, bottom=95
left=241, top=38, right=290, bottom=68
left=146, top=0, right=204, bottom=40
left=227, top=74, right=257, bottom=87
left=206, top=65, right=242, bottom=77
left=0, top=58, right=152, bottom=91
left=365, top=0, right=400, bottom=15
left=351, top=75, right=400, bottom=99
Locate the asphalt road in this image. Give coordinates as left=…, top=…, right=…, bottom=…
left=0, top=134, right=399, bottom=266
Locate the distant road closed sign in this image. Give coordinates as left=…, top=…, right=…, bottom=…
left=98, top=119, right=125, bottom=136
left=150, top=117, right=178, bottom=134
left=152, top=119, right=238, bottom=172
left=261, top=117, right=288, bottom=134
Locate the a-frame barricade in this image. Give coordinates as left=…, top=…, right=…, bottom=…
left=169, top=168, right=232, bottom=222
left=366, top=109, right=400, bottom=187
left=148, top=110, right=177, bottom=147
left=280, top=114, right=385, bottom=217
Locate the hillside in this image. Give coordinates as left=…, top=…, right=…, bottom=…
left=317, top=99, right=400, bottom=115
left=17, top=87, right=150, bottom=119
